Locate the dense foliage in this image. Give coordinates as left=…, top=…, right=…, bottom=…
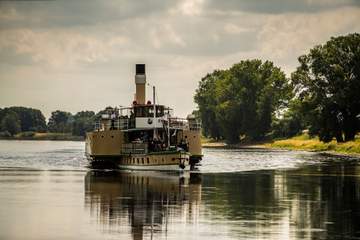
left=0, top=107, right=47, bottom=135
left=0, top=107, right=96, bottom=137
left=71, top=111, right=95, bottom=136
left=291, top=33, right=360, bottom=142
left=47, top=110, right=73, bottom=133
left=195, top=60, right=292, bottom=143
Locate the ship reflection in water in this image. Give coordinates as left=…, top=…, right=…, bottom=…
left=84, top=171, right=202, bottom=240
left=84, top=157, right=360, bottom=240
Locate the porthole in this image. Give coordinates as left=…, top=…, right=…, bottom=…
left=185, top=136, right=187, bottom=138
left=111, top=136, right=114, bottom=138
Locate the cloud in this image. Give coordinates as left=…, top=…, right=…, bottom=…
left=224, top=23, right=252, bottom=34
left=0, top=28, right=130, bottom=68
left=149, top=23, right=186, bottom=49
left=177, top=0, right=205, bottom=16
left=204, top=0, right=360, bottom=14
left=0, top=0, right=180, bottom=30
left=257, top=7, right=360, bottom=72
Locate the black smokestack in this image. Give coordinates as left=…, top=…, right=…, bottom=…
left=136, top=64, right=145, bottom=75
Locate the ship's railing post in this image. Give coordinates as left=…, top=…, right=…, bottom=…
left=119, top=118, right=130, bottom=130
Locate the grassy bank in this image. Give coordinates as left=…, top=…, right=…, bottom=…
left=0, top=132, right=84, bottom=141
left=268, top=134, right=360, bottom=155
left=201, top=134, right=360, bottom=156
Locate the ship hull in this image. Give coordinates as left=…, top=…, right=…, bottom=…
left=118, top=164, right=190, bottom=171
left=87, top=151, right=191, bottom=171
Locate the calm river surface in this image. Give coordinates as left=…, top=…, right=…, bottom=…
left=0, top=140, right=359, bottom=240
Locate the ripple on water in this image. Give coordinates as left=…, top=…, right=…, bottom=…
left=200, top=148, right=321, bottom=173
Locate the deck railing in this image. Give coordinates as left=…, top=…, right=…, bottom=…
left=94, top=117, right=201, bottom=131
left=168, top=118, right=201, bottom=131
left=94, top=118, right=134, bottom=131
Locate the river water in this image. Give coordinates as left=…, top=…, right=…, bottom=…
left=0, top=140, right=359, bottom=240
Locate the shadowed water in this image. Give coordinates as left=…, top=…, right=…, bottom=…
left=0, top=140, right=359, bottom=239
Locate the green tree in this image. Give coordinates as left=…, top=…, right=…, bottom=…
left=292, top=33, right=360, bottom=142
left=48, top=110, right=73, bottom=133
left=195, top=60, right=292, bottom=143
left=0, top=112, right=21, bottom=135
left=0, top=107, right=47, bottom=132
left=271, top=99, right=305, bottom=138
left=72, top=111, right=95, bottom=136
left=194, top=70, right=225, bottom=140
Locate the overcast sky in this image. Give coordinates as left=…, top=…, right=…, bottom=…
left=1, top=0, right=359, bottom=118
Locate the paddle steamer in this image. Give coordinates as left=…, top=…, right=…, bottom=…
left=85, top=64, right=202, bottom=170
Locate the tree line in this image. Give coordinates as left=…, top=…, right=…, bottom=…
left=0, top=107, right=102, bottom=137
left=195, top=33, right=360, bottom=143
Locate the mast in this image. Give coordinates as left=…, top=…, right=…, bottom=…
left=153, top=86, right=157, bottom=139
left=167, top=115, right=170, bottom=149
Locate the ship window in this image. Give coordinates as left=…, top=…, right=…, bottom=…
left=185, top=136, right=187, bottom=138
left=156, top=106, right=164, bottom=117
left=111, top=136, right=114, bottom=138
left=149, top=108, right=154, bottom=117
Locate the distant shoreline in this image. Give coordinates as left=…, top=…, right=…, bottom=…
left=0, top=132, right=84, bottom=141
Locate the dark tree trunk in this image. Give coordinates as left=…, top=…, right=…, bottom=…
left=344, top=130, right=356, bottom=141
left=343, top=114, right=357, bottom=142
left=335, top=131, right=344, bottom=143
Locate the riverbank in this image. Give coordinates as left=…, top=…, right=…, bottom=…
left=201, top=134, right=360, bottom=156
left=0, top=132, right=84, bottom=141
left=267, top=134, right=360, bottom=156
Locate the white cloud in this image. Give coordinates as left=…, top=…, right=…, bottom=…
left=258, top=7, right=360, bottom=71
left=149, top=24, right=186, bottom=49
left=224, top=23, right=252, bottom=34
left=0, top=29, right=130, bottom=68
left=177, top=0, right=204, bottom=16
